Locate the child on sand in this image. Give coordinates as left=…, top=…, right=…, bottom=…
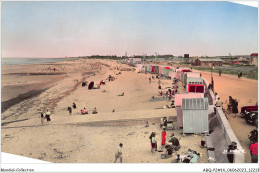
left=118, top=92, right=124, bottom=96
left=81, top=108, right=88, bottom=115
left=92, top=107, right=98, bottom=114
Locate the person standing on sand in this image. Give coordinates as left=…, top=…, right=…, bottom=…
left=73, top=103, right=76, bottom=109
left=114, top=143, right=123, bottom=163
left=44, top=110, right=51, bottom=124
left=160, top=128, right=167, bottom=151
left=68, top=106, right=72, bottom=115
left=151, top=133, right=158, bottom=155
left=232, top=99, right=238, bottom=117
left=249, top=140, right=258, bottom=163
left=149, top=132, right=156, bottom=152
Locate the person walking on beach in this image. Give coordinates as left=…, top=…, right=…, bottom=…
left=44, top=110, right=51, bottom=124
left=114, top=143, right=123, bottom=163
left=219, top=69, right=222, bottom=76
left=68, top=106, right=72, bottom=115
left=238, top=71, right=241, bottom=78
left=72, top=103, right=76, bottom=109
left=40, top=112, right=44, bottom=125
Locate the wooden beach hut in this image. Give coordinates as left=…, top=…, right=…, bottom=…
left=165, top=67, right=172, bottom=76
left=187, top=77, right=204, bottom=93
left=168, top=71, right=177, bottom=80
left=182, top=98, right=209, bottom=134
left=184, top=72, right=201, bottom=88
left=135, top=64, right=144, bottom=73
left=155, top=66, right=159, bottom=74
left=180, top=69, right=192, bottom=81
left=175, top=93, right=204, bottom=129
left=146, top=65, right=152, bottom=73
left=176, top=68, right=191, bottom=80
left=159, top=66, right=164, bottom=75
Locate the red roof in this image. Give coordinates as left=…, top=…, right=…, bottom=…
left=251, top=53, right=258, bottom=57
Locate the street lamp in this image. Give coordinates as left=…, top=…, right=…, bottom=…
left=211, top=63, right=215, bottom=92
left=155, top=52, right=158, bottom=62
left=143, top=53, right=146, bottom=65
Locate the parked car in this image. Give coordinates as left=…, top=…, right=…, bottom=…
left=244, top=111, right=258, bottom=126
left=240, top=102, right=258, bottom=116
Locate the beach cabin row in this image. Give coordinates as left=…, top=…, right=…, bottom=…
left=138, top=64, right=174, bottom=77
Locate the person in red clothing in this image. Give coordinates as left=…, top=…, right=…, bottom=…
left=160, top=128, right=167, bottom=152
left=249, top=141, right=258, bottom=163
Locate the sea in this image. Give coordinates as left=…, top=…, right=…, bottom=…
left=1, top=57, right=74, bottom=66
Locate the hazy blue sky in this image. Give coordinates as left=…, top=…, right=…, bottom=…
left=1, top=1, right=258, bottom=58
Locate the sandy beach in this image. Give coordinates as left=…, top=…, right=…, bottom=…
left=1, top=59, right=257, bottom=163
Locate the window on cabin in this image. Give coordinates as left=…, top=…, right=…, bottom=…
left=189, top=86, right=196, bottom=92
left=196, top=86, right=204, bottom=93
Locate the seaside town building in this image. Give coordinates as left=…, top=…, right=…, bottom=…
left=250, top=53, right=258, bottom=66
left=194, top=57, right=223, bottom=67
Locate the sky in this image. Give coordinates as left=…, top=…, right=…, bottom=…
left=1, top=1, right=258, bottom=58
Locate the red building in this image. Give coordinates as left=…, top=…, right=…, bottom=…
left=250, top=53, right=258, bottom=66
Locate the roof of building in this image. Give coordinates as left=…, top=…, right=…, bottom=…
left=187, top=77, right=204, bottom=83
left=197, top=58, right=223, bottom=62
left=182, top=98, right=209, bottom=110
left=251, top=53, right=258, bottom=57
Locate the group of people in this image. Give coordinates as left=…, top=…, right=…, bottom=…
left=81, top=107, right=98, bottom=115
left=158, top=81, right=177, bottom=102
left=228, top=96, right=239, bottom=117
left=174, top=149, right=200, bottom=163
left=82, top=80, right=103, bottom=89
left=215, top=96, right=238, bottom=117
left=67, top=102, right=98, bottom=115
left=149, top=118, right=181, bottom=158
left=67, top=103, right=77, bottom=114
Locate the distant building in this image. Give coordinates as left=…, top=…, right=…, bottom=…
left=128, top=58, right=142, bottom=64
left=250, top=53, right=258, bottom=66
left=184, top=54, right=189, bottom=58
left=195, top=57, right=223, bottom=67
